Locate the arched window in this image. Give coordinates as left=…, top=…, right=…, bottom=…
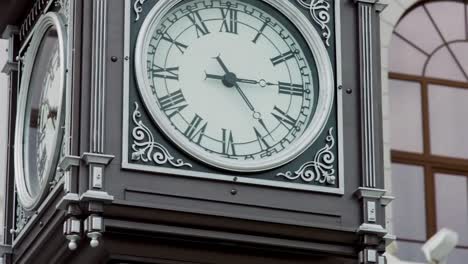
left=388, top=0, right=468, bottom=263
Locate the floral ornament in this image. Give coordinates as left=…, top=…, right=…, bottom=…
left=297, top=0, right=332, bottom=47
left=277, top=127, right=336, bottom=185
left=134, top=0, right=147, bottom=21
left=131, top=102, right=192, bottom=168
left=15, top=200, right=29, bottom=233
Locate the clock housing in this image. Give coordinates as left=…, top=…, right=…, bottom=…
left=14, top=12, right=66, bottom=211
left=135, top=0, right=334, bottom=172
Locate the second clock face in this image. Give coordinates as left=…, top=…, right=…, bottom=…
left=136, top=0, right=333, bottom=172
left=24, top=28, right=62, bottom=198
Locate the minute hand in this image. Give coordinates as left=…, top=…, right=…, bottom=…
left=233, top=83, right=255, bottom=111
left=205, top=73, right=273, bottom=86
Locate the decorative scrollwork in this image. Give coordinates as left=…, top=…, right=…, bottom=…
left=297, top=0, right=332, bottom=47
left=277, top=128, right=336, bottom=185
left=57, top=0, right=70, bottom=20
left=15, top=200, right=29, bottom=233
left=131, top=103, right=192, bottom=168
left=134, top=0, right=147, bottom=21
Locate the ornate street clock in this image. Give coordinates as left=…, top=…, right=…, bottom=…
left=125, top=0, right=343, bottom=193
left=14, top=12, right=66, bottom=211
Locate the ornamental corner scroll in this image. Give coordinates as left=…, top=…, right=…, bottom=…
left=131, top=102, right=192, bottom=168
left=134, top=0, right=147, bottom=21
left=297, top=0, right=332, bottom=47
left=277, top=127, right=336, bottom=185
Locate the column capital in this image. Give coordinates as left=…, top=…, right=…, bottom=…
left=354, top=0, right=380, bottom=5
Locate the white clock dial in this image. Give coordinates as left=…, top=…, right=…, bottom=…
left=136, top=0, right=334, bottom=172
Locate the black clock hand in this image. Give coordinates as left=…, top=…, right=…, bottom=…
left=212, top=56, right=256, bottom=112
left=233, top=83, right=255, bottom=112
left=205, top=72, right=276, bottom=87
left=214, top=55, right=230, bottom=74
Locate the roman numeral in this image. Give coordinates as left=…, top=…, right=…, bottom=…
left=184, top=114, right=207, bottom=144
left=187, top=11, right=210, bottom=37
left=278, top=82, right=305, bottom=97
left=253, top=127, right=270, bottom=151
left=151, top=65, right=179, bottom=80
left=253, top=21, right=268, bottom=43
left=158, top=90, right=188, bottom=118
left=272, top=106, right=297, bottom=130
left=271, top=51, right=295, bottom=66
left=222, top=129, right=236, bottom=156
left=161, top=33, right=188, bottom=53
left=220, top=8, right=238, bottom=34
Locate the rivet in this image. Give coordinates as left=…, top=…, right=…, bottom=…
left=338, top=85, right=343, bottom=90
left=111, top=56, right=118, bottom=62
left=346, top=88, right=353, bottom=94
left=230, top=189, right=237, bottom=195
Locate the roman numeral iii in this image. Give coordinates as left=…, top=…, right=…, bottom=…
left=278, top=82, right=305, bottom=97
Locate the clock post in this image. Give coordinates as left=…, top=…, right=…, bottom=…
left=0, top=0, right=392, bottom=263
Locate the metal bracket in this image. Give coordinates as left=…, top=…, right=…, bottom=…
left=81, top=152, right=114, bottom=166
left=58, top=155, right=81, bottom=171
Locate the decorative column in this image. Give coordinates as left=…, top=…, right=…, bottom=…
left=353, top=1, right=393, bottom=263
left=79, top=0, right=114, bottom=248
left=1, top=25, right=19, bottom=263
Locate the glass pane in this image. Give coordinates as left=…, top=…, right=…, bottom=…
left=425, top=2, right=465, bottom=42
left=435, top=173, right=468, bottom=247
left=395, top=240, right=426, bottom=263
left=428, top=85, right=468, bottom=159
left=389, top=80, right=423, bottom=153
left=447, top=247, right=468, bottom=264
left=395, top=6, right=444, bottom=54
left=392, top=163, right=427, bottom=241
left=389, top=35, right=427, bottom=75
left=425, top=46, right=466, bottom=82
left=451, top=42, right=468, bottom=78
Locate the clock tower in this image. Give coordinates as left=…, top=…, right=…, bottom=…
left=0, top=0, right=392, bottom=263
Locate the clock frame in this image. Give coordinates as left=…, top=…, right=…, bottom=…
left=134, top=0, right=335, bottom=173
left=123, top=0, right=344, bottom=194
left=14, top=12, right=67, bottom=211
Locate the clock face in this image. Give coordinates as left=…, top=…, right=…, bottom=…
left=15, top=12, right=66, bottom=210
left=23, top=29, right=62, bottom=198
left=136, top=0, right=333, bottom=172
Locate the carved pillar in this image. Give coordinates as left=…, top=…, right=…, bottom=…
left=1, top=25, right=19, bottom=263
left=354, top=1, right=393, bottom=263
left=80, top=0, right=114, bottom=248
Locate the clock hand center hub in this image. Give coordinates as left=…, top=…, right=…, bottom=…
left=222, top=72, right=237, bottom=88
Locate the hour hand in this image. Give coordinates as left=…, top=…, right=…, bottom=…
left=204, top=72, right=224, bottom=81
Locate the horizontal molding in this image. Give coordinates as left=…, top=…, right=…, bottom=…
left=124, top=187, right=342, bottom=229
left=105, top=218, right=356, bottom=256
